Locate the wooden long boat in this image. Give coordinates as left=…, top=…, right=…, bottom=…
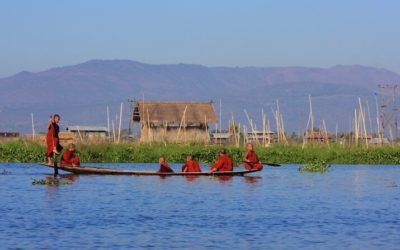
left=39, top=163, right=262, bottom=176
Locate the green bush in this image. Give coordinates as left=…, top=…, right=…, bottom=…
left=2, top=140, right=400, bottom=165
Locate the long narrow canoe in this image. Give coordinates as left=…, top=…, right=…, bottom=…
left=39, top=163, right=262, bottom=176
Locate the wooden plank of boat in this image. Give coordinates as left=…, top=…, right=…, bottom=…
left=39, top=163, right=262, bottom=176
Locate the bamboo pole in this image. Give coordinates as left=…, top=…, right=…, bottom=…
left=118, top=102, right=123, bottom=144
left=219, top=99, right=221, bottom=143
left=231, top=112, right=238, bottom=147
left=335, top=122, right=338, bottom=143
left=204, top=115, right=210, bottom=143
left=358, top=98, right=368, bottom=147
left=31, top=113, right=35, bottom=141
left=243, top=125, right=248, bottom=144
left=146, top=108, right=151, bottom=142
left=262, top=110, right=266, bottom=147
left=244, top=109, right=258, bottom=143
left=267, top=119, right=271, bottom=145
left=354, top=109, right=359, bottom=146
left=176, top=105, right=188, bottom=142
left=107, top=106, right=110, bottom=135
left=375, top=94, right=382, bottom=144
left=279, top=113, right=288, bottom=144
left=237, top=123, right=241, bottom=147
left=112, top=120, right=116, bottom=143
left=183, top=107, right=187, bottom=143
left=366, top=100, right=373, bottom=137
left=322, top=119, right=329, bottom=147
left=77, top=126, right=84, bottom=144
left=309, top=95, right=314, bottom=134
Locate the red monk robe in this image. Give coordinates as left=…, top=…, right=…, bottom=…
left=158, top=162, right=174, bottom=173
left=46, top=120, right=62, bottom=158
left=243, top=150, right=263, bottom=171
left=211, top=154, right=233, bottom=172
left=61, top=149, right=80, bottom=166
left=181, top=159, right=202, bottom=172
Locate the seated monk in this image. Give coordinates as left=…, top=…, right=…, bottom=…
left=243, top=143, right=263, bottom=170
left=61, top=143, right=80, bottom=167
left=158, top=157, right=174, bottom=173
left=181, top=155, right=202, bottom=172
left=210, top=149, right=233, bottom=173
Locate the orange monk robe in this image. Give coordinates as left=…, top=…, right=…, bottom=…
left=243, top=150, right=263, bottom=170
left=61, top=150, right=80, bottom=166
left=181, top=159, right=202, bottom=172
left=46, top=122, right=63, bottom=158
left=211, top=155, right=233, bottom=172
left=158, top=163, right=174, bottom=173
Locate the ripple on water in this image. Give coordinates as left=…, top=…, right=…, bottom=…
left=0, top=163, right=399, bottom=249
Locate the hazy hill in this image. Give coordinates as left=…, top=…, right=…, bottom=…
left=1, top=59, right=399, bottom=134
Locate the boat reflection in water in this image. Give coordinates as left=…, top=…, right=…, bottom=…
left=244, top=176, right=262, bottom=185
left=184, top=175, right=200, bottom=182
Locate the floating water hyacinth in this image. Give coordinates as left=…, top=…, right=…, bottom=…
left=32, top=177, right=72, bottom=186
left=298, top=161, right=330, bottom=173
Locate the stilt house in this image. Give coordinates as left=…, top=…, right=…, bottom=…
left=133, top=101, right=218, bottom=143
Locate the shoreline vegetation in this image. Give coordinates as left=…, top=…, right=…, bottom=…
left=1, top=139, right=400, bottom=165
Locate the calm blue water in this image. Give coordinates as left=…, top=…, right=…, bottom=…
left=0, top=163, right=399, bottom=249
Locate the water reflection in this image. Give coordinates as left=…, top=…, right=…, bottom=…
left=244, top=176, right=262, bottom=185
left=58, top=174, right=79, bottom=182
left=44, top=174, right=78, bottom=199
left=159, top=175, right=172, bottom=180
left=213, top=175, right=233, bottom=183
left=184, top=176, right=200, bottom=182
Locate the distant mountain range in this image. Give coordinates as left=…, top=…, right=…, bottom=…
left=1, top=59, right=399, bottom=134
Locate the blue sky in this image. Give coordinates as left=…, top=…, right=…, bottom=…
left=0, top=0, right=399, bottom=77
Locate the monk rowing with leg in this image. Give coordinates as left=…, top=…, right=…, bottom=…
left=46, top=114, right=63, bottom=165
left=243, top=143, right=263, bottom=171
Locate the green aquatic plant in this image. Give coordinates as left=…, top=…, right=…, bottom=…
left=32, top=178, right=72, bottom=186
left=3, top=139, right=400, bottom=165
left=298, top=161, right=330, bottom=173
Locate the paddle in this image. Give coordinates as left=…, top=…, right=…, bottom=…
left=243, top=161, right=281, bottom=167
left=263, top=163, right=281, bottom=167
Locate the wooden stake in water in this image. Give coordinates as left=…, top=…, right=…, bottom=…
left=358, top=98, right=369, bottom=147
left=112, top=120, right=116, bottom=143
left=31, top=113, right=35, bottom=141
left=176, top=105, right=188, bottom=142
left=107, top=106, right=110, bottom=136
left=118, top=102, right=123, bottom=144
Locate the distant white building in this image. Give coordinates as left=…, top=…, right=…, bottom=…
left=67, top=126, right=109, bottom=142
left=246, top=130, right=275, bottom=143
left=211, top=132, right=231, bottom=144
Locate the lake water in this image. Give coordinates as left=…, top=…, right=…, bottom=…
left=0, top=163, right=399, bottom=249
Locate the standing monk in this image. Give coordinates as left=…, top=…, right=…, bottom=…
left=46, top=114, right=63, bottom=165
left=158, top=157, right=174, bottom=173
left=61, top=143, right=80, bottom=167
left=210, top=149, right=233, bottom=173
left=181, top=155, right=202, bottom=172
left=243, top=143, right=263, bottom=170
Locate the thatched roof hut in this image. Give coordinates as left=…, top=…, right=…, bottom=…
left=133, top=101, right=217, bottom=143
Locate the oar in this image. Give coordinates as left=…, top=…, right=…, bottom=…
left=263, top=163, right=281, bottom=167
left=243, top=161, right=281, bottom=167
